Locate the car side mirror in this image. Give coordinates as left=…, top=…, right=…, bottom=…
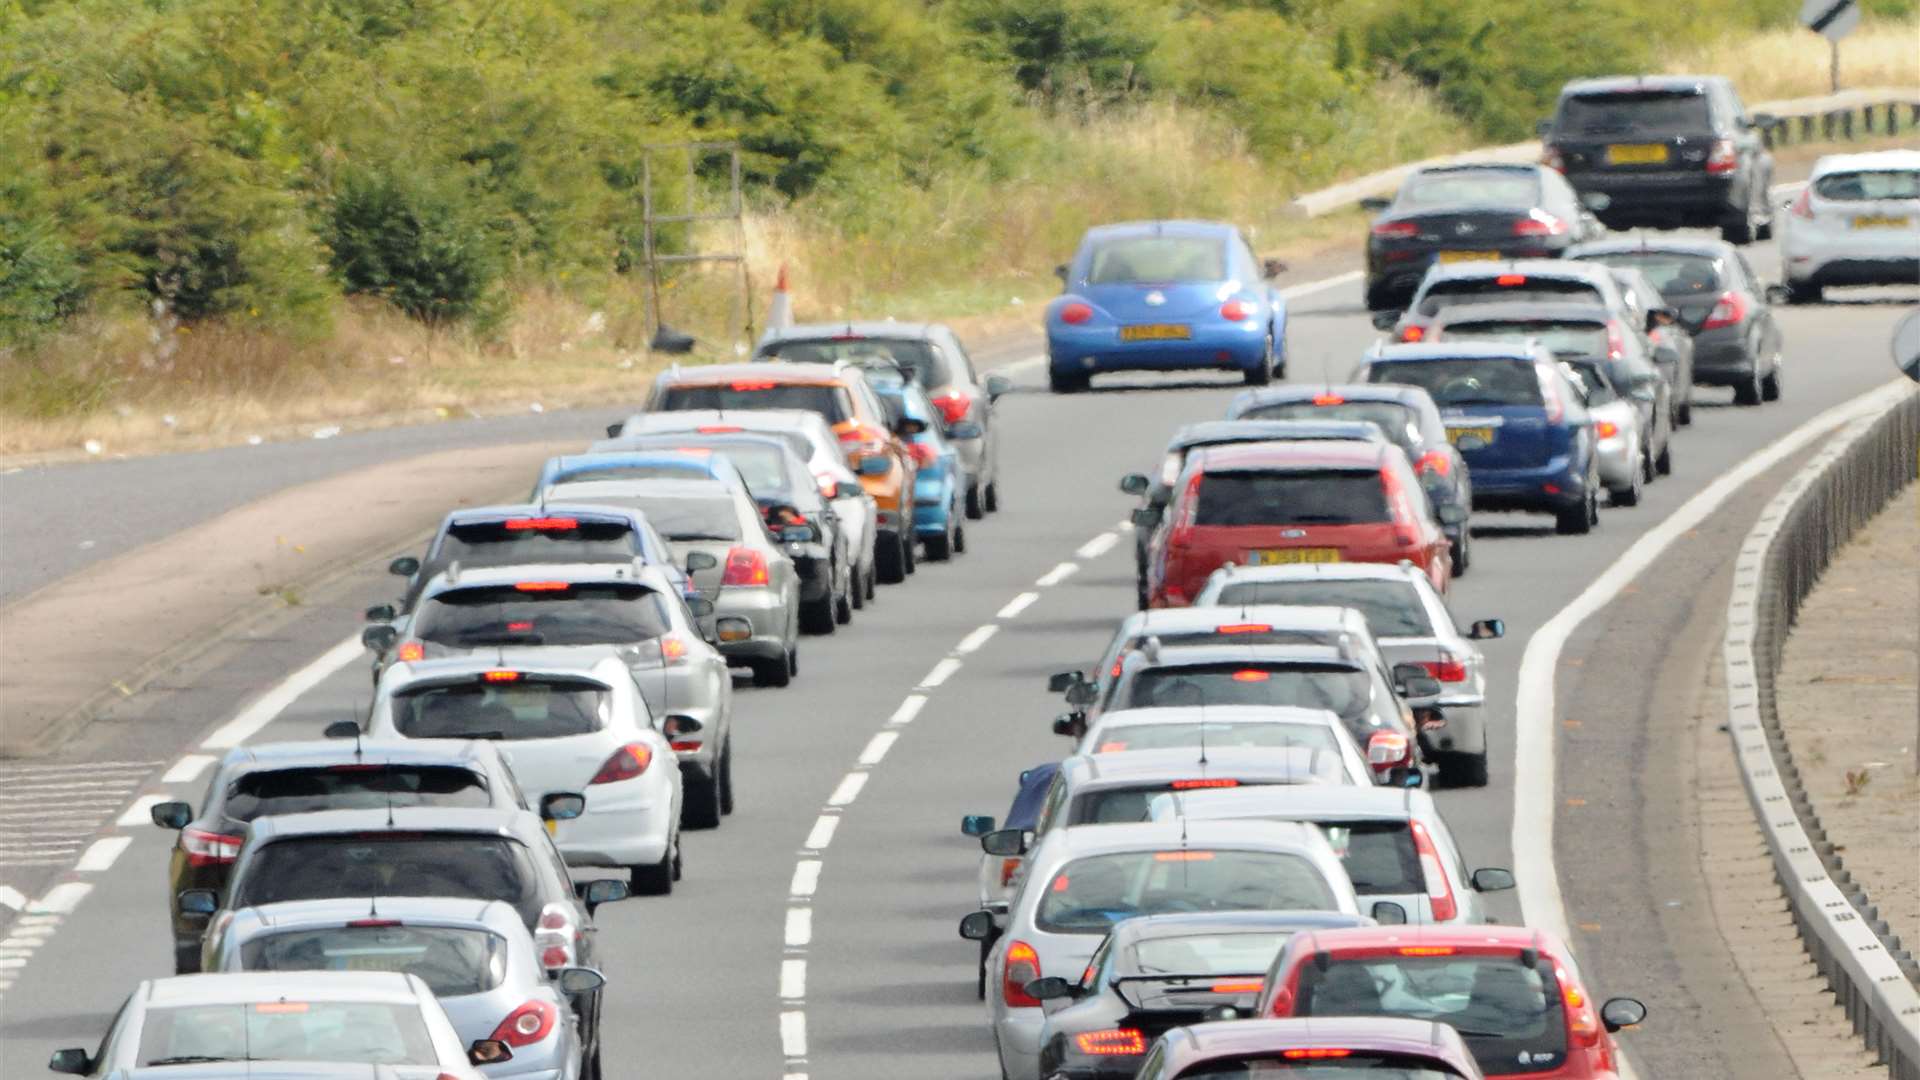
left=1471, top=867, right=1516, bottom=892
left=894, top=417, right=927, bottom=437
left=1579, top=191, right=1612, bottom=212
left=661, top=715, right=703, bottom=740
left=1025, top=976, right=1077, bottom=1001
left=1765, top=283, right=1793, bottom=304
left=1130, top=506, right=1161, bottom=529
left=1436, top=502, right=1467, bottom=526
left=1370, top=901, right=1408, bottom=925
left=1261, top=257, right=1288, bottom=279
left=959, top=910, right=997, bottom=941
left=985, top=374, right=1013, bottom=400
left=1052, top=263, right=1069, bottom=284
left=178, top=889, right=219, bottom=917
left=324, top=720, right=362, bottom=740
left=582, top=878, right=630, bottom=908
left=1391, top=661, right=1429, bottom=687
left=685, top=596, right=715, bottom=619
left=1201, top=1004, right=1242, bottom=1022
left=1119, top=472, right=1150, bottom=496
left=48, top=1049, right=91, bottom=1075
left=1600, top=997, right=1648, bottom=1032
left=469, top=1038, right=514, bottom=1066
left=858, top=456, right=891, bottom=476
left=150, top=800, right=192, bottom=830
left=364, top=603, right=396, bottom=623
left=361, top=625, right=399, bottom=653
left=1064, top=680, right=1098, bottom=706
left=1047, top=670, right=1085, bottom=693
left=605, top=422, right=623, bottom=438
left=388, top=556, right=420, bottom=578
left=980, top=828, right=1028, bottom=857
left=686, top=551, right=718, bottom=573
left=557, top=967, right=607, bottom=995
left=1468, top=618, right=1505, bottom=640
left=1357, top=196, right=1390, bottom=214
left=541, top=792, right=587, bottom=822
left=961, top=814, right=996, bottom=837
left=1370, top=310, right=1399, bottom=331
left=1052, top=713, right=1083, bottom=738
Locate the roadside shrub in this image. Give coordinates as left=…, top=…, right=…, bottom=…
left=0, top=163, right=87, bottom=345
left=324, top=164, right=500, bottom=325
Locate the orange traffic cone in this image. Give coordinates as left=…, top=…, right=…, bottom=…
left=766, top=263, right=794, bottom=334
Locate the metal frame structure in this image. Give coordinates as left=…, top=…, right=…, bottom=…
left=640, top=141, right=755, bottom=350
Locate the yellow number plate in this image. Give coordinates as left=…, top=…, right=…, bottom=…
left=1437, top=250, right=1501, bottom=264
left=1447, top=426, right=1495, bottom=446
left=1248, top=548, right=1342, bottom=566
left=545, top=818, right=559, bottom=835
left=1119, top=323, right=1192, bottom=342
left=1852, top=214, right=1911, bottom=229
left=1606, top=143, right=1669, bottom=165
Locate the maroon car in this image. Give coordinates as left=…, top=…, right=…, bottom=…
left=1135, top=1016, right=1485, bottom=1079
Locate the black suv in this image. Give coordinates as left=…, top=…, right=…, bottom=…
left=1541, top=75, right=1777, bottom=244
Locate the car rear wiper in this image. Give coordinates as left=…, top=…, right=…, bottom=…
left=456, top=631, right=546, bottom=646
left=1440, top=397, right=1522, bottom=407
left=668, top=532, right=736, bottom=542
left=145, top=1057, right=249, bottom=1066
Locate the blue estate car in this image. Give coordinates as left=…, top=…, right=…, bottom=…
left=1045, top=220, right=1288, bottom=393
left=873, top=377, right=968, bottom=561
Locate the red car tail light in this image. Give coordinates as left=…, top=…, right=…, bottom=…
left=1702, top=290, right=1747, bottom=331
left=490, top=999, right=558, bottom=1047
left=1410, top=819, right=1457, bottom=921
left=1789, top=187, right=1814, bottom=219
left=1171, top=779, right=1238, bottom=790
left=535, top=903, right=578, bottom=970
left=1414, top=450, right=1451, bottom=476
left=504, top=517, right=578, bottom=531
left=930, top=391, right=970, bottom=426
left=1060, top=302, right=1094, bottom=325
left=1398, top=945, right=1456, bottom=956
left=1594, top=419, right=1619, bottom=440
left=1558, top=962, right=1603, bottom=1047
left=1399, top=324, right=1425, bottom=343
left=396, top=642, right=424, bottom=663
left=514, top=581, right=570, bottom=592
left=483, top=670, right=520, bottom=683
left=907, top=441, right=938, bottom=467
left=723, top=547, right=770, bottom=587
left=1605, top=320, right=1627, bottom=360
left=1312, top=393, right=1346, bottom=405
left=590, top=743, right=652, bottom=785
left=1283, top=1048, right=1353, bottom=1060
left=1705, top=138, right=1737, bottom=175
left=181, top=827, right=243, bottom=867
left=730, top=380, right=778, bottom=391
left=1512, top=213, right=1567, bottom=237
left=1370, top=220, right=1418, bottom=239
left=1367, top=731, right=1410, bottom=769
left=1075, top=1029, right=1147, bottom=1055
left=660, top=635, right=689, bottom=664
left=1421, top=655, right=1468, bottom=683
left=1220, top=299, right=1256, bottom=321
left=1003, top=940, right=1043, bottom=1007
left=999, top=856, right=1023, bottom=887
left=1215, top=623, right=1271, bottom=635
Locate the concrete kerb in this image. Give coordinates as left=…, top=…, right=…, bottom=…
left=1723, top=381, right=1920, bottom=1079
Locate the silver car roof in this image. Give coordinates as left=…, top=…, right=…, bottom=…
left=144, top=970, right=425, bottom=1006
left=1154, top=784, right=1435, bottom=822
left=1092, top=705, right=1348, bottom=729
left=1044, top=817, right=1334, bottom=860
left=243, top=805, right=537, bottom=843
left=1114, top=605, right=1369, bottom=635
left=380, top=649, right=631, bottom=690
left=218, top=738, right=502, bottom=770
left=224, top=896, right=522, bottom=939
left=1126, top=643, right=1356, bottom=667
left=417, top=559, right=671, bottom=597
left=1058, top=745, right=1349, bottom=787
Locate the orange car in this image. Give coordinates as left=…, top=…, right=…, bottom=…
left=646, top=361, right=923, bottom=582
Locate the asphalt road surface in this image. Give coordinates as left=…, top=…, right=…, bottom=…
left=0, top=227, right=1912, bottom=1079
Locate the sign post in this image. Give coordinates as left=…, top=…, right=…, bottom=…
left=1800, top=0, right=1860, bottom=92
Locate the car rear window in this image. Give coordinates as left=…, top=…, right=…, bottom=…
left=236, top=834, right=542, bottom=919
left=1128, top=931, right=1293, bottom=978
left=1436, top=319, right=1609, bottom=358
left=1037, top=850, right=1336, bottom=934
left=1126, top=663, right=1372, bottom=717
left=658, top=382, right=852, bottom=424
left=1208, top=579, right=1434, bottom=638
left=619, top=494, right=741, bottom=541
left=1813, top=170, right=1920, bottom=201
left=137, top=1001, right=438, bottom=1068
left=224, top=766, right=491, bottom=822
left=243, top=924, right=509, bottom=997
left=1295, top=953, right=1569, bottom=1076
left=1319, top=821, right=1423, bottom=895
left=1091, top=721, right=1343, bottom=757
left=1178, top=1055, right=1457, bottom=1077
left=1124, top=629, right=1341, bottom=654
left=1236, top=401, right=1420, bottom=453
left=548, top=460, right=715, bottom=486
left=1572, top=251, right=1725, bottom=299
left=1399, top=169, right=1539, bottom=208
left=1194, top=470, right=1389, bottom=526
left=1560, top=360, right=1620, bottom=405
left=392, top=677, right=610, bottom=740
left=760, top=337, right=952, bottom=387
left=1558, top=90, right=1710, bottom=135
left=1417, top=276, right=1602, bottom=315
left=414, top=583, right=671, bottom=649
left=438, top=517, right=636, bottom=566
left=1367, top=359, right=1544, bottom=408
left=1087, top=236, right=1227, bottom=284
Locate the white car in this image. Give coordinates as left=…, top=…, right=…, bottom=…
left=1076, top=704, right=1373, bottom=782
left=962, top=819, right=1360, bottom=1080
left=1779, top=150, right=1920, bottom=303
left=370, top=649, right=688, bottom=894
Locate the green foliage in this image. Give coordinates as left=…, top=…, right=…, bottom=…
left=324, top=164, right=499, bottom=324
left=952, top=0, right=1165, bottom=104
left=0, top=149, right=85, bottom=345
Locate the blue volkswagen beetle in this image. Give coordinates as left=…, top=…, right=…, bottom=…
left=872, top=376, right=968, bottom=561
left=1045, top=220, right=1288, bottom=393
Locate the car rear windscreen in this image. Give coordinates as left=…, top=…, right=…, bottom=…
left=439, top=518, right=636, bottom=566
left=1087, top=236, right=1227, bottom=284
left=1399, top=169, right=1539, bottom=208
left=224, top=765, right=492, bottom=822
left=236, top=834, right=542, bottom=918
left=640, top=443, right=789, bottom=494
left=1319, top=821, right=1423, bottom=895
left=1195, top=470, right=1389, bottom=526
left=392, top=678, right=610, bottom=740
left=1035, top=850, right=1337, bottom=934
left=1417, top=276, right=1602, bottom=315
left=1176, top=1055, right=1456, bottom=1077
left=1438, top=319, right=1609, bottom=358
left=244, top=924, right=508, bottom=996
left=1126, top=663, right=1371, bottom=716
left=1210, top=579, right=1434, bottom=638
left=1813, top=170, right=1920, bottom=201
left=1575, top=251, right=1725, bottom=300
left=761, top=337, right=952, bottom=387
left=1091, top=721, right=1343, bottom=757
left=1560, top=360, right=1620, bottom=405
left=1295, top=953, right=1569, bottom=1076
left=1367, top=358, right=1543, bottom=408
left=547, top=461, right=713, bottom=486
left=1559, top=90, right=1710, bottom=135
left=622, top=494, right=741, bottom=541
left=415, top=583, right=671, bottom=648
left=659, top=382, right=852, bottom=424
left=1127, top=931, right=1294, bottom=979
left=1237, top=401, right=1420, bottom=453
left=137, top=1001, right=438, bottom=1069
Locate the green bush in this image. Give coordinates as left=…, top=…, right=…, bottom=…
left=324, top=164, right=499, bottom=324
left=0, top=162, right=86, bottom=345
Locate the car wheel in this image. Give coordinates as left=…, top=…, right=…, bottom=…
left=1733, top=367, right=1763, bottom=406
left=874, top=534, right=906, bottom=584
left=751, top=654, right=791, bottom=688
left=631, top=847, right=674, bottom=896
left=1557, top=488, right=1594, bottom=535
left=1786, top=281, right=1822, bottom=305
left=1677, top=396, right=1693, bottom=426
left=902, top=531, right=917, bottom=574
left=1655, top=438, right=1673, bottom=476
left=1437, top=749, right=1490, bottom=788
left=799, top=591, right=836, bottom=634
left=924, top=523, right=953, bottom=561
left=1450, top=528, right=1470, bottom=576
left=1610, top=460, right=1642, bottom=507
left=174, top=944, right=202, bottom=976
left=1242, top=335, right=1274, bottom=386
left=1047, top=369, right=1088, bottom=393
left=1720, top=203, right=1755, bottom=245
left=672, top=835, right=683, bottom=882
left=953, top=521, right=967, bottom=555
left=976, top=938, right=990, bottom=1000
left=586, top=1043, right=603, bottom=1080
left=1364, top=280, right=1394, bottom=311
left=984, top=480, right=999, bottom=513
left=835, top=586, right=853, bottom=624
left=682, top=767, right=723, bottom=830
left=1761, top=364, right=1782, bottom=402
left=965, top=483, right=985, bottom=520
left=719, top=741, right=735, bottom=815
left=865, top=563, right=877, bottom=600
left=851, top=563, right=867, bottom=609
left=788, top=644, right=798, bottom=679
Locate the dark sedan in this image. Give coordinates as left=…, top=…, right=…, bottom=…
left=1362, top=162, right=1603, bottom=310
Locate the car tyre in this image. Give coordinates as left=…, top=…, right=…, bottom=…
left=1437, top=749, right=1490, bottom=788
left=1655, top=438, right=1673, bottom=476
left=1785, top=281, right=1822, bottom=305
left=1450, top=528, right=1471, bottom=576
left=1556, top=489, right=1595, bottom=535
left=1048, top=369, right=1088, bottom=393
left=799, top=591, right=836, bottom=634
left=1720, top=202, right=1755, bottom=245
left=1242, top=335, right=1274, bottom=386
left=984, top=480, right=1000, bottom=513
left=924, top=522, right=954, bottom=561
left=682, top=768, right=722, bottom=830
left=1364, top=280, right=1395, bottom=312
left=965, top=483, right=985, bottom=520
left=902, top=531, right=917, bottom=575
left=953, top=521, right=967, bottom=555
left=718, top=740, right=735, bottom=815
left=1610, top=462, right=1642, bottom=508
left=1733, top=367, right=1763, bottom=406
left=874, top=534, right=907, bottom=584
left=751, top=654, right=791, bottom=688
left=834, top=579, right=853, bottom=624
left=1677, top=395, right=1693, bottom=426
left=1761, top=364, right=1781, bottom=402
left=631, top=844, right=675, bottom=896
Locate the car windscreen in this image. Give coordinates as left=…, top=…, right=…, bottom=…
left=1194, top=470, right=1389, bottom=527
left=438, top=518, right=636, bottom=567
left=1559, top=360, right=1620, bottom=405
left=1091, top=721, right=1343, bottom=757
left=1367, top=359, right=1543, bottom=408
left=243, top=924, right=508, bottom=997
left=1087, top=236, right=1227, bottom=284
left=223, top=766, right=492, bottom=822
left=392, top=678, right=610, bottom=740
left=1575, top=251, right=1725, bottom=300
left=1176, top=1057, right=1457, bottom=1078
left=1813, top=169, right=1920, bottom=201
left=761, top=337, right=952, bottom=387
left=653, top=443, right=789, bottom=495
left=136, top=1001, right=439, bottom=1068
left=1126, top=663, right=1372, bottom=716
left=1209, top=579, right=1434, bottom=638
left=1035, top=850, right=1336, bottom=934
left=1437, top=319, right=1609, bottom=359
left=1558, top=90, right=1710, bottom=135
left=1237, top=401, right=1419, bottom=453
left=414, top=583, right=671, bottom=649
left=1318, top=821, right=1423, bottom=896
left=619, top=494, right=741, bottom=541
left=658, top=382, right=851, bottom=424
left=547, top=461, right=716, bottom=487
left=236, top=834, right=543, bottom=919
left=1295, top=953, right=1568, bottom=1076
left=1127, top=931, right=1293, bottom=977
left=1398, top=170, right=1539, bottom=208
left=1417, top=276, right=1602, bottom=316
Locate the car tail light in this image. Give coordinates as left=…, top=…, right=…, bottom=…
left=1284, top=1048, right=1353, bottom=1060
left=347, top=918, right=402, bottom=928
left=1216, top=623, right=1271, bottom=635
left=1398, top=945, right=1457, bottom=956
left=504, top=517, right=578, bottom=531
left=1605, top=320, right=1627, bottom=360
left=730, top=379, right=778, bottom=391
left=697, top=424, right=744, bottom=433
left=1512, top=212, right=1567, bottom=237
left=535, top=903, right=578, bottom=970
left=1220, top=299, right=1256, bottom=321
left=930, top=391, right=970, bottom=426
left=1230, top=669, right=1270, bottom=682
left=1211, top=980, right=1263, bottom=993
left=1154, top=851, right=1215, bottom=861
left=999, top=856, right=1023, bottom=888
left=1410, top=819, right=1457, bottom=921
left=1075, top=1029, right=1147, bottom=1055
left=515, top=581, right=570, bottom=592
left=907, top=441, right=938, bottom=466
left=483, top=670, right=520, bottom=683
left=1705, top=138, right=1737, bottom=175
left=1422, top=655, right=1468, bottom=682
left=660, top=635, right=689, bottom=664
left=813, top=472, right=839, bottom=499
left=181, top=827, right=243, bottom=867
left=1398, top=324, right=1425, bottom=343
left=1060, top=302, right=1094, bottom=325
left=1367, top=731, right=1410, bottom=770
left=590, top=743, right=652, bottom=784
left=1595, top=419, right=1619, bottom=440
left=1558, top=963, right=1603, bottom=1047
left=1496, top=273, right=1527, bottom=286
left=1415, top=450, right=1451, bottom=477
left=1370, top=220, right=1418, bottom=239
left=1790, top=187, right=1814, bottom=219
left=1312, top=393, right=1345, bottom=406
left=396, top=641, right=424, bottom=663
left=1003, top=940, right=1043, bottom=1007
left=723, top=547, right=769, bottom=587
left=489, top=1000, right=558, bottom=1047
left=1702, top=290, right=1747, bottom=331
left=1171, top=778, right=1238, bottom=790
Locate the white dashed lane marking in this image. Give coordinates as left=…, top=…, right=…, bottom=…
left=996, top=592, right=1039, bottom=619
left=919, top=657, right=962, bottom=688
left=790, top=861, right=823, bottom=898
left=1034, top=562, right=1078, bottom=587
left=826, top=773, right=867, bottom=807
left=886, top=695, right=926, bottom=726
left=1075, top=532, right=1118, bottom=559
left=802, top=816, right=839, bottom=851
left=953, top=625, right=998, bottom=655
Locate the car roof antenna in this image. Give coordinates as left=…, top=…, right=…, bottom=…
left=384, top=757, right=397, bottom=829
left=351, top=705, right=364, bottom=760
left=1197, top=701, right=1210, bottom=766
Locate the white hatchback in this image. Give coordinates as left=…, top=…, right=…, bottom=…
left=1779, top=150, right=1920, bottom=302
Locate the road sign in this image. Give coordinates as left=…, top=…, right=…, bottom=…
left=1800, top=0, right=1860, bottom=41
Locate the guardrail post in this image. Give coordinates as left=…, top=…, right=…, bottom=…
left=1865, top=104, right=1877, bottom=133
left=1823, top=110, right=1836, bottom=139
left=1842, top=108, right=1854, bottom=139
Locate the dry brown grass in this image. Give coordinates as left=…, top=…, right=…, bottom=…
left=1666, top=17, right=1920, bottom=102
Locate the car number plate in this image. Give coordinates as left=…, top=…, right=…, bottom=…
left=1248, top=548, right=1341, bottom=565
left=1851, top=214, right=1911, bottom=229
left=1119, top=323, right=1192, bottom=342
left=1606, top=143, right=1669, bottom=165
left=1447, top=426, right=1495, bottom=446
left=1437, top=250, right=1501, bottom=264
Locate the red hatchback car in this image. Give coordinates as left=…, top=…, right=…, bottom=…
left=1145, top=440, right=1457, bottom=608
left=1253, top=925, right=1647, bottom=1079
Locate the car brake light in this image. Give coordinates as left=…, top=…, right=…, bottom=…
left=590, top=743, right=652, bottom=784
left=1283, top=1048, right=1353, bottom=1060
left=1606, top=320, right=1626, bottom=360
left=1594, top=420, right=1619, bottom=440
left=696, top=424, right=744, bottom=433
left=1790, top=187, right=1814, bottom=219
left=181, top=827, right=243, bottom=867
left=1060, top=302, right=1094, bottom=325
left=1231, top=669, right=1270, bottom=682
left=1370, top=220, right=1418, bottom=239
left=730, top=380, right=778, bottom=391
left=1154, top=851, right=1216, bottom=861
left=515, top=581, right=570, bottom=592
left=1004, top=940, right=1043, bottom=1007
left=999, top=856, right=1023, bottom=887
left=1075, top=1029, right=1148, bottom=1055
left=1512, top=212, right=1567, bottom=237
left=907, top=442, right=938, bottom=466
left=535, top=903, right=577, bottom=970
left=1702, top=290, right=1747, bottom=331
left=1312, top=393, right=1345, bottom=405
left=483, top=670, right=520, bottom=682
left=1171, top=779, right=1238, bottom=790
left=1415, top=449, right=1451, bottom=477
left=347, top=918, right=402, bottom=928
left=929, top=391, right=970, bottom=426
left=660, top=635, right=688, bottom=664
left=489, top=999, right=558, bottom=1047
left=723, top=547, right=770, bottom=587
left=1398, top=945, right=1457, bottom=956
left=1496, top=274, right=1527, bottom=286
left=1398, top=324, right=1425, bottom=343
left=1705, top=138, right=1737, bottom=175
left=1216, top=623, right=1270, bottom=635
left=1367, top=730, right=1410, bottom=769
left=1558, top=962, right=1603, bottom=1046
left=396, top=642, right=424, bottom=662
left=1410, top=819, right=1457, bottom=921
left=1211, top=980, right=1263, bottom=993
left=1422, top=655, right=1468, bottom=682
left=1220, top=299, right=1256, bottom=321
left=504, top=517, right=578, bottom=531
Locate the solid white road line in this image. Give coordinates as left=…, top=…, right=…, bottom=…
left=826, top=773, right=867, bottom=807
left=0, top=887, right=24, bottom=912
left=116, top=795, right=168, bottom=828
left=780, top=959, right=808, bottom=1000
left=163, top=754, right=217, bottom=784
left=1278, top=269, right=1363, bottom=299
left=857, top=731, right=898, bottom=767
left=996, top=592, right=1039, bottom=619
left=802, top=816, right=839, bottom=851
left=784, top=908, right=812, bottom=948
left=953, top=625, right=998, bottom=655
left=74, top=837, right=132, bottom=874
left=886, top=695, right=927, bottom=726
left=790, top=861, right=823, bottom=898
left=920, top=658, right=962, bottom=688
left=0, top=761, right=159, bottom=774
left=779, top=1009, right=808, bottom=1057
left=201, top=634, right=362, bottom=749
left=1075, top=532, right=1118, bottom=559
left=27, top=883, right=91, bottom=915
left=1035, top=562, right=1078, bottom=587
